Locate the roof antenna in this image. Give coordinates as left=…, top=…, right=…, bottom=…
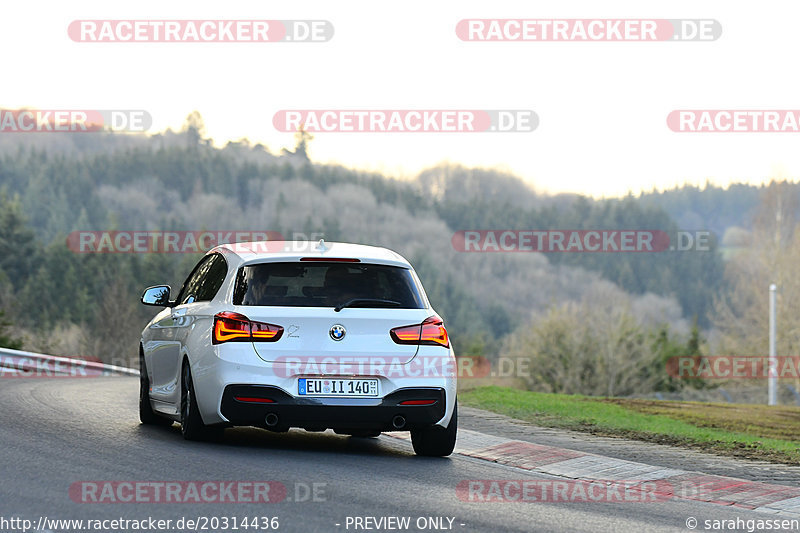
left=316, top=238, right=327, bottom=252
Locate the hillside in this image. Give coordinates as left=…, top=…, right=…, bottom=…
left=1, top=127, right=785, bottom=399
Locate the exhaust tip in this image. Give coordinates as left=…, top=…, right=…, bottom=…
left=392, top=415, right=406, bottom=429
left=265, top=413, right=279, bottom=427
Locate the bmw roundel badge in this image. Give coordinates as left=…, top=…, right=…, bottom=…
left=329, top=324, right=346, bottom=341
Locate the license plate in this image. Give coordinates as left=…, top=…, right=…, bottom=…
left=298, top=378, right=379, bottom=397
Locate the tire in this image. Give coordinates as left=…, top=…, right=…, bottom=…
left=139, top=350, right=173, bottom=426
left=411, top=401, right=457, bottom=457
left=180, top=360, right=223, bottom=441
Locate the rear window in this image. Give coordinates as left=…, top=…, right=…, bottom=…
left=233, top=262, right=426, bottom=309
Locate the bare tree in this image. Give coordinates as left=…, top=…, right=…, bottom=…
left=714, top=181, right=800, bottom=357
left=81, top=279, right=142, bottom=367
left=503, top=282, right=682, bottom=396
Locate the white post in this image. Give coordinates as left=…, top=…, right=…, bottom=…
left=769, top=284, right=777, bottom=406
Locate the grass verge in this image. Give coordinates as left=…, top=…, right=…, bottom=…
left=459, top=386, right=800, bottom=465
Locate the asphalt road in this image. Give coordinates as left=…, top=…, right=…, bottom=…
left=0, top=377, right=791, bottom=533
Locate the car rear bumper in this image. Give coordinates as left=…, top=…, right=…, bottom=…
left=220, top=385, right=446, bottom=432
left=191, top=344, right=458, bottom=428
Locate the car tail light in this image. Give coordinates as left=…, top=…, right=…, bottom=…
left=390, top=315, right=449, bottom=348
left=250, top=320, right=283, bottom=341
left=214, top=312, right=250, bottom=343
left=399, top=399, right=437, bottom=405
left=234, top=396, right=275, bottom=403
left=213, top=311, right=283, bottom=345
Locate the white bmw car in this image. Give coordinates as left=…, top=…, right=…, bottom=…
left=139, top=241, right=458, bottom=456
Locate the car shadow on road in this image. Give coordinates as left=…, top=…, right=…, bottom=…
left=136, top=423, right=446, bottom=461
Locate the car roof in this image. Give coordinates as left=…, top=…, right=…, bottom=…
left=213, top=241, right=413, bottom=268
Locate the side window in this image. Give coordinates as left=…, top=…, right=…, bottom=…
left=195, top=254, right=228, bottom=302
left=177, top=254, right=228, bottom=305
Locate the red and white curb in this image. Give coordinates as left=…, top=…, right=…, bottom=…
left=387, top=429, right=800, bottom=515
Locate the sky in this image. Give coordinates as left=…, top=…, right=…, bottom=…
left=3, top=1, right=799, bottom=197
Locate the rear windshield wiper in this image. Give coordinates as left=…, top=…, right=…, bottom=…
left=334, top=298, right=402, bottom=312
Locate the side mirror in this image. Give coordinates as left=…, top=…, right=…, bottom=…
left=141, top=285, right=172, bottom=307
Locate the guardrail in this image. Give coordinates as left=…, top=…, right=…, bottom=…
left=0, top=347, right=139, bottom=377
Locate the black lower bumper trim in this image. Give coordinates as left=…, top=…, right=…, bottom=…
left=221, top=385, right=446, bottom=432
